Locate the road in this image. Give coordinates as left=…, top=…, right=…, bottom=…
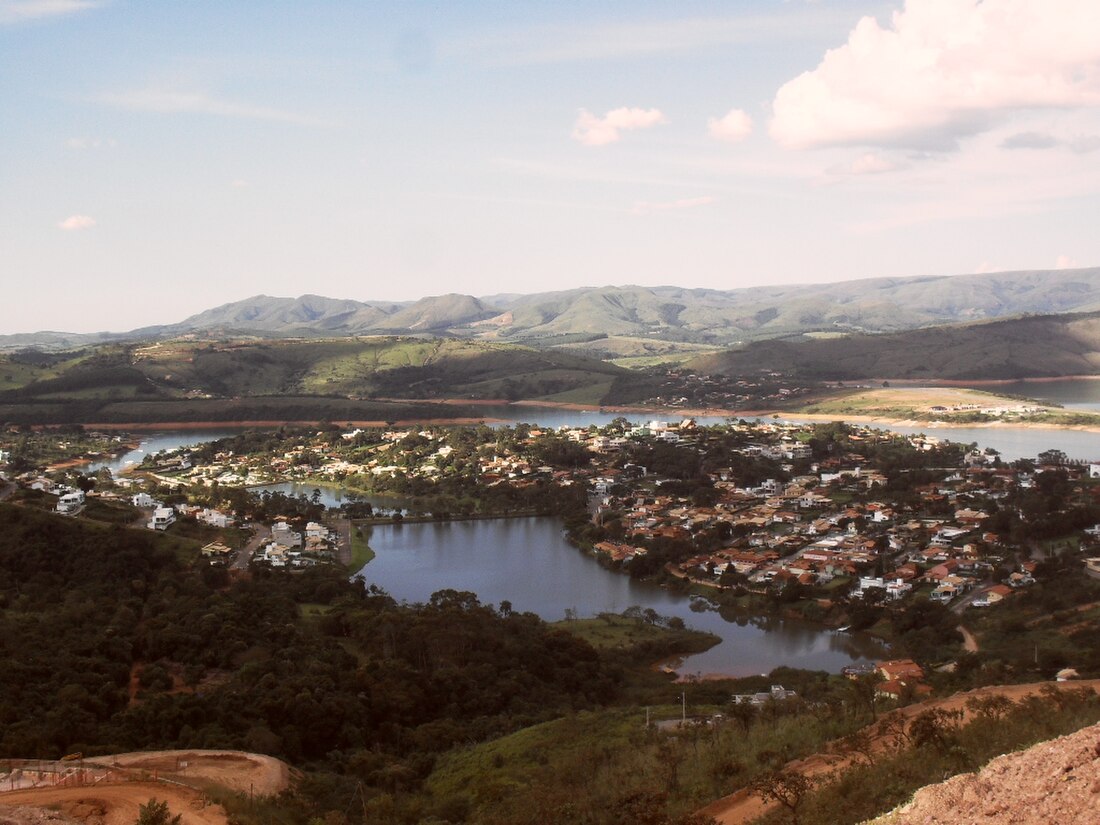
left=328, top=516, right=352, bottom=566
left=233, top=523, right=270, bottom=570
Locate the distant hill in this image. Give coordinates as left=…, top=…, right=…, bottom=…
left=686, top=311, right=1100, bottom=381
left=3, top=267, right=1099, bottom=351
left=0, top=337, right=659, bottom=423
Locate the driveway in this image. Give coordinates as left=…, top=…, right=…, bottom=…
left=233, top=523, right=270, bottom=570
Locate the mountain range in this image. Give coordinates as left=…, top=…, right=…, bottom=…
left=5, top=267, right=1100, bottom=352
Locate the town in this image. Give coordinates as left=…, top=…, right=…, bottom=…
left=4, top=418, right=1099, bottom=663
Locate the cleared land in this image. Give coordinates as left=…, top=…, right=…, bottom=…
left=791, top=387, right=1100, bottom=429
left=699, top=679, right=1100, bottom=825
left=0, top=750, right=291, bottom=825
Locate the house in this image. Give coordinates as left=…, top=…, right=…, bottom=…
left=131, top=492, right=157, bottom=508
left=56, top=490, right=85, bottom=515
left=877, top=659, right=924, bottom=683
left=197, top=508, right=234, bottom=528
left=732, top=685, right=797, bottom=705
left=148, top=507, right=176, bottom=530
left=201, top=541, right=234, bottom=564
left=985, top=584, right=1014, bottom=604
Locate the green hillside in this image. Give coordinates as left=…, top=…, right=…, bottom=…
left=687, top=311, right=1100, bottom=381
left=0, top=337, right=659, bottom=423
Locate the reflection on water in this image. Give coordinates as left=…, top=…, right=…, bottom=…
left=356, top=517, right=887, bottom=678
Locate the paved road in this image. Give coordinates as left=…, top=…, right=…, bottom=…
left=950, top=579, right=994, bottom=614
left=233, top=523, right=270, bottom=570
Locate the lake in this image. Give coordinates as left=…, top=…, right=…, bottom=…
left=87, top=430, right=243, bottom=475
left=483, top=405, right=1098, bottom=462
left=354, top=516, right=887, bottom=678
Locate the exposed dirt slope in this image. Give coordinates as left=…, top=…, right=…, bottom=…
left=0, top=750, right=292, bottom=825
left=0, top=783, right=224, bottom=825
left=0, top=806, right=80, bottom=825
left=699, top=680, right=1100, bottom=825
left=869, top=720, right=1100, bottom=824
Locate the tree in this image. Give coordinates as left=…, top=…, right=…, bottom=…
left=136, top=799, right=182, bottom=825
left=748, top=770, right=815, bottom=825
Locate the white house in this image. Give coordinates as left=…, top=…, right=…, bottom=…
left=132, top=492, right=157, bottom=508
left=56, top=490, right=85, bottom=515
left=197, top=508, right=234, bottom=528
left=148, top=507, right=176, bottom=530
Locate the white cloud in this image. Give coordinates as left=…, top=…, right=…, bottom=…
left=58, top=214, right=95, bottom=230
left=230, top=179, right=249, bottom=188
left=631, top=196, right=717, bottom=215
left=708, top=108, right=753, bottom=143
left=65, top=136, right=116, bottom=150
left=974, top=261, right=1000, bottom=274
left=96, top=88, right=331, bottom=127
left=0, top=0, right=102, bottom=24
left=1055, top=254, right=1079, bottom=269
left=771, top=0, right=1100, bottom=150
left=572, top=107, right=667, bottom=146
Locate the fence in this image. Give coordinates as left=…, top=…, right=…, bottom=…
left=0, top=758, right=174, bottom=793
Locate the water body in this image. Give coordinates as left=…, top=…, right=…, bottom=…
left=255, top=481, right=407, bottom=513
left=952, top=378, right=1100, bottom=412
left=355, top=516, right=887, bottom=678
left=87, top=430, right=242, bottom=475
left=485, top=405, right=1098, bottom=463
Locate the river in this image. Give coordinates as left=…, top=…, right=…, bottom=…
left=353, top=516, right=887, bottom=678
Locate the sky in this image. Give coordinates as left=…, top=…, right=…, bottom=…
left=3, top=0, right=1100, bottom=334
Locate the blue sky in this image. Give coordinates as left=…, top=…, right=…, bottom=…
left=3, top=0, right=1099, bottom=333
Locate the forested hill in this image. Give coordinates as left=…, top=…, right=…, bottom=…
left=686, top=311, right=1100, bottom=381
left=3, top=266, right=1099, bottom=350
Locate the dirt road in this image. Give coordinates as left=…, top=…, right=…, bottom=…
left=698, top=679, right=1100, bottom=825
left=0, top=750, right=291, bottom=825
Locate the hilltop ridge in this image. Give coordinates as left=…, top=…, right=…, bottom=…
left=4, top=266, right=1099, bottom=351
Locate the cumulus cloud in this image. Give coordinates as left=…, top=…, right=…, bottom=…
left=97, top=88, right=331, bottom=126
left=58, top=214, right=95, bottom=230
left=631, top=196, right=717, bottom=215
left=572, top=107, right=666, bottom=146
left=708, top=108, right=753, bottom=142
left=770, top=0, right=1100, bottom=150
left=1055, top=254, right=1079, bottom=269
left=0, top=0, right=102, bottom=24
